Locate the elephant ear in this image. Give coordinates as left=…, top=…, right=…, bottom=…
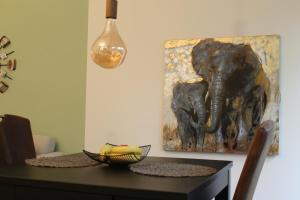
left=171, top=83, right=182, bottom=110
left=172, top=82, right=181, bottom=94
left=243, top=45, right=262, bottom=71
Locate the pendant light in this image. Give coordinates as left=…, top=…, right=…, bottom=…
left=91, top=0, right=127, bottom=69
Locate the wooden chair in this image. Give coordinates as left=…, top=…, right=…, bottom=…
left=0, top=114, right=36, bottom=164
left=233, top=120, right=275, bottom=200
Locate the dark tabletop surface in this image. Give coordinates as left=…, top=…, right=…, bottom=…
left=0, top=156, right=232, bottom=199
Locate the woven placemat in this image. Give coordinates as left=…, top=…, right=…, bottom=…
left=25, top=153, right=99, bottom=168
left=130, top=162, right=217, bottom=177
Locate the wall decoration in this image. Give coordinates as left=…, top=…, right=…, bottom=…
left=0, top=35, right=16, bottom=93
left=163, top=35, right=280, bottom=155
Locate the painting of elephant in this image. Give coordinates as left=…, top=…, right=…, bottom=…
left=171, top=81, right=208, bottom=151
left=163, top=35, right=280, bottom=155
left=191, top=39, right=270, bottom=150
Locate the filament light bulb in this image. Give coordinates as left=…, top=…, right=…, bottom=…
left=91, top=0, right=126, bottom=69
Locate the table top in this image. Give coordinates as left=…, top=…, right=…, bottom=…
left=0, top=156, right=232, bottom=200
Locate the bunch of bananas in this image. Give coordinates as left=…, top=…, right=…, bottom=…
left=100, top=144, right=142, bottom=162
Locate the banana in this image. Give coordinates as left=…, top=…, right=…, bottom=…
left=99, top=144, right=113, bottom=155
left=99, top=144, right=142, bottom=162
left=100, top=144, right=142, bottom=162
left=110, top=145, right=142, bottom=155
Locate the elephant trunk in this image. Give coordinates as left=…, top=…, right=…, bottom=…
left=206, top=72, right=225, bottom=133
left=193, top=97, right=206, bottom=127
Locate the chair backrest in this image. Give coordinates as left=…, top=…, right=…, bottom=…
left=0, top=114, right=36, bottom=164
left=233, top=120, right=274, bottom=200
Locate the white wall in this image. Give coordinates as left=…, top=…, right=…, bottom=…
left=85, top=0, right=300, bottom=199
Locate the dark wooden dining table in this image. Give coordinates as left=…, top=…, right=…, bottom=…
left=0, top=156, right=232, bottom=200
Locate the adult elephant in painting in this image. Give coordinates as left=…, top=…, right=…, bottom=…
left=191, top=39, right=270, bottom=150
left=171, top=81, right=208, bottom=151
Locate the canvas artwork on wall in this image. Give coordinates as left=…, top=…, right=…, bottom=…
left=163, top=35, right=280, bottom=155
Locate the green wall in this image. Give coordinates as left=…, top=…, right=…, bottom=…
left=0, top=0, right=88, bottom=153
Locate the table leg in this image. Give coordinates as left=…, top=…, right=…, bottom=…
left=215, top=185, right=229, bottom=200
left=215, top=170, right=231, bottom=200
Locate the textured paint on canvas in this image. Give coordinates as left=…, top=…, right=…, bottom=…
left=163, top=35, right=280, bottom=155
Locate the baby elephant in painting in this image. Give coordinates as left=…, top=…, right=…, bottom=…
left=171, top=81, right=208, bottom=151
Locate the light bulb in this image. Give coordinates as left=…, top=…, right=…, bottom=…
left=91, top=0, right=126, bottom=69
left=91, top=19, right=126, bottom=69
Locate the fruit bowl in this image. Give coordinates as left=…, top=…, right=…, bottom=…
left=83, top=143, right=151, bottom=166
